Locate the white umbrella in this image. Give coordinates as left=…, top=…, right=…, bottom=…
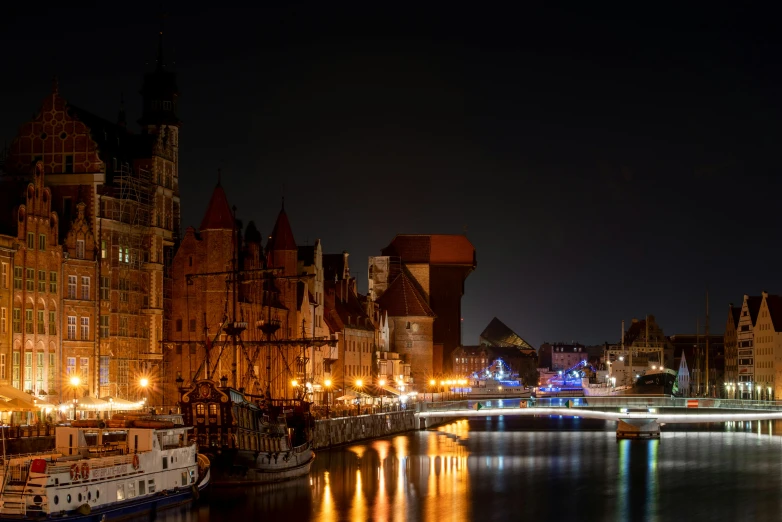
left=75, top=396, right=108, bottom=410
left=100, top=397, right=144, bottom=410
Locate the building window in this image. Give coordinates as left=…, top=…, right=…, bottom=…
left=49, top=272, right=57, bottom=293
left=163, top=101, right=172, bottom=110
left=36, top=352, right=44, bottom=394
left=24, top=352, right=32, bottom=392
left=118, top=359, right=128, bottom=387
left=13, top=267, right=21, bottom=290
left=49, top=353, right=55, bottom=387
left=101, top=240, right=107, bottom=259
left=12, top=352, right=20, bottom=389
left=100, top=315, right=109, bottom=338
left=1, top=263, right=7, bottom=288
left=12, top=308, right=20, bottom=333
left=189, top=319, right=196, bottom=332
left=49, top=311, right=56, bottom=335
left=37, top=310, right=45, bottom=334
left=120, top=278, right=129, bottom=302
left=80, top=357, right=89, bottom=380
left=64, top=154, right=74, bottom=173
left=38, top=270, right=46, bottom=292
left=100, top=356, right=109, bottom=385
left=80, top=317, right=90, bottom=340
left=0, top=308, right=5, bottom=334
left=26, top=269, right=34, bottom=291
left=81, top=276, right=90, bottom=300
left=67, top=276, right=76, bottom=299
left=66, top=357, right=76, bottom=376
left=39, top=234, right=46, bottom=251
left=101, top=276, right=110, bottom=300
left=0, top=354, right=5, bottom=380
left=25, top=308, right=33, bottom=334
left=67, top=316, right=76, bottom=340
left=77, top=240, right=85, bottom=259
left=27, top=233, right=34, bottom=249
left=176, top=318, right=182, bottom=332
left=119, top=316, right=128, bottom=337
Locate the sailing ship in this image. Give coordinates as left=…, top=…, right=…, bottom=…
left=173, top=199, right=329, bottom=485
left=0, top=414, right=209, bottom=521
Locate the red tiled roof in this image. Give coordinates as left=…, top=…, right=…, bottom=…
left=381, top=234, right=476, bottom=266
left=199, top=183, right=234, bottom=230
left=267, top=206, right=297, bottom=251
left=376, top=272, right=435, bottom=318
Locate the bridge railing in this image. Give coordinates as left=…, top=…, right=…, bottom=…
left=415, top=396, right=782, bottom=412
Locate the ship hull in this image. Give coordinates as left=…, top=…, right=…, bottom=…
left=204, top=447, right=315, bottom=486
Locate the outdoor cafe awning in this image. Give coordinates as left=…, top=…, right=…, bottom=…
left=0, top=385, right=36, bottom=405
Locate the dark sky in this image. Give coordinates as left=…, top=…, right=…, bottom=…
left=2, top=3, right=781, bottom=347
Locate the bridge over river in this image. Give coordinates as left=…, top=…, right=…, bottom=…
left=415, top=396, right=782, bottom=438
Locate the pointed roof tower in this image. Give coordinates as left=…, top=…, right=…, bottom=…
left=139, top=21, right=180, bottom=128
left=200, top=172, right=234, bottom=230
left=266, top=199, right=297, bottom=251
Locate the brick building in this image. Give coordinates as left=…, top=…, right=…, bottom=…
left=0, top=46, right=181, bottom=403
left=369, top=234, right=476, bottom=376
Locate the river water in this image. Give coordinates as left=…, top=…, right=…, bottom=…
left=144, top=416, right=782, bottom=522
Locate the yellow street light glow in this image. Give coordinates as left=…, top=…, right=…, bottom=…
left=69, top=376, right=81, bottom=387
left=379, top=379, right=386, bottom=387
left=139, top=378, right=149, bottom=388
left=291, top=380, right=299, bottom=387
left=324, top=379, right=332, bottom=387
left=430, top=379, right=436, bottom=386
left=356, top=379, right=363, bottom=387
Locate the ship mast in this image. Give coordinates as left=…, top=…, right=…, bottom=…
left=705, top=291, right=710, bottom=397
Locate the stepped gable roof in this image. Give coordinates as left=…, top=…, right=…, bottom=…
left=267, top=204, right=297, bottom=251
left=323, top=253, right=349, bottom=281
left=747, top=295, right=762, bottom=325
left=381, top=234, right=476, bottom=267
left=199, top=181, right=234, bottom=231
left=376, top=271, right=434, bottom=318
left=730, top=305, right=741, bottom=327
left=479, top=317, right=534, bottom=350
left=765, top=295, right=782, bottom=332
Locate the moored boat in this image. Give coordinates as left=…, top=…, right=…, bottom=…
left=0, top=414, right=209, bottom=521
left=180, top=379, right=314, bottom=486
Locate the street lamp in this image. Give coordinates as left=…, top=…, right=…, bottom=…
left=429, top=379, right=436, bottom=403
left=69, top=376, right=80, bottom=421
left=108, top=397, right=113, bottom=419
left=378, top=379, right=386, bottom=411
left=355, top=380, right=363, bottom=415
left=139, top=378, right=149, bottom=410
left=324, top=379, right=332, bottom=417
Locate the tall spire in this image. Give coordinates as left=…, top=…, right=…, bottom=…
left=52, top=75, right=59, bottom=95
left=157, top=7, right=167, bottom=70
left=200, top=177, right=234, bottom=231
left=267, top=202, right=297, bottom=252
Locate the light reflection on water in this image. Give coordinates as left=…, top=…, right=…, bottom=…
left=139, top=417, right=782, bottom=522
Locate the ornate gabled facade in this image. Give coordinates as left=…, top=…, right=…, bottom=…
left=737, top=295, right=762, bottom=399
left=0, top=41, right=181, bottom=404
left=62, top=202, right=98, bottom=397
left=6, top=162, right=62, bottom=398
left=754, top=291, right=782, bottom=400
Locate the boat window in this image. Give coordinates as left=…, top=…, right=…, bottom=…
left=66, top=494, right=71, bottom=504
left=139, top=480, right=145, bottom=495
left=148, top=479, right=156, bottom=494
left=162, top=456, right=168, bottom=470
left=127, top=482, right=136, bottom=498
left=54, top=495, right=59, bottom=505
left=181, top=471, right=188, bottom=486
left=190, top=469, right=196, bottom=484
left=116, top=484, right=124, bottom=500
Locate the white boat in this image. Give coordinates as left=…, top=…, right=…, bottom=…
left=0, top=415, right=210, bottom=521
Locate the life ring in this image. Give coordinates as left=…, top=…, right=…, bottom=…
left=132, top=454, right=140, bottom=470
left=70, top=464, right=80, bottom=481
left=80, top=463, right=90, bottom=480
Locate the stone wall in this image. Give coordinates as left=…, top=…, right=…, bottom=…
left=313, top=411, right=417, bottom=449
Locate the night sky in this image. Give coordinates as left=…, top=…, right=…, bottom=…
left=2, top=4, right=781, bottom=347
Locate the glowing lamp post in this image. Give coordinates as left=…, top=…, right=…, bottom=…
left=139, top=378, right=149, bottom=410
left=69, top=376, right=80, bottom=421
left=378, top=379, right=386, bottom=411
left=355, top=379, right=363, bottom=415
left=429, top=379, right=436, bottom=403
left=324, top=379, right=332, bottom=417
